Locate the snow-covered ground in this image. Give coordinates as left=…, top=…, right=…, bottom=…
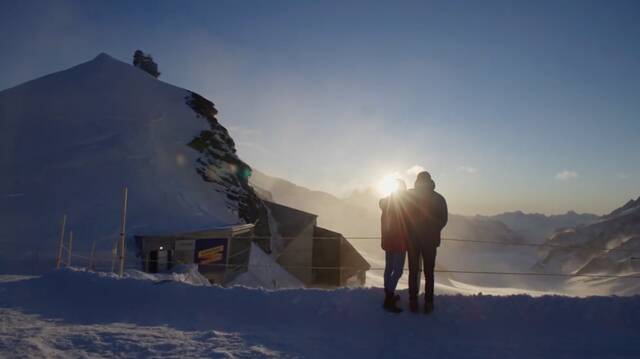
left=1, top=269, right=639, bottom=358
left=231, top=243, right=304, bottom=289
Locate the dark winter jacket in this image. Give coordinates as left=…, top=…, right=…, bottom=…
left=379, top=191, right=409, bottom=252
left=406, top=185, right=448, bottom=247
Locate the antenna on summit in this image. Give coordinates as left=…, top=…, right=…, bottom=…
left=133, top=50, right=160, bottom=78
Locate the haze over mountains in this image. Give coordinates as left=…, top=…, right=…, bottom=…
left=251, top=170, right=599, bottom=244
left=251, top=170, right=640, bottom=294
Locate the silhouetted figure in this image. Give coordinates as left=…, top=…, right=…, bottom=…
left=133, top=50, right=160, bottom=78
left=406, top=171, right=448, bottom=314
left=379, top=179, right=409, bottom=313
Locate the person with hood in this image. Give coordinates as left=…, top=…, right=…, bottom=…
left=379, top=179, right=409, bottom=313
left=406, top=171, right=448, bottom=314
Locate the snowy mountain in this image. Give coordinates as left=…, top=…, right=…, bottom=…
left=605, top=197, right=640, bottom=219
left=535, top=196, right=640, bottom=293
left=0, top=53, right=263, bottom=269
left=478, top=211, right=599, bottom=243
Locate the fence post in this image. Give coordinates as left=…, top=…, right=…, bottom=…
left=66, top=230, right=73, bottom=267
left=111, top=240, right=117, bottom=273
left=118, top=186, right=129, bottom=277
left=339, top=236, right=344, bottom=286
left=56, top=214, right=67, bottom=269
left=89, top=240, right=96, bottom=271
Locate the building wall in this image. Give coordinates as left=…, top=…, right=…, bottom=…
left=276, top=219, right=316, bottom=284
left=311, top=237, right=341, bottom=287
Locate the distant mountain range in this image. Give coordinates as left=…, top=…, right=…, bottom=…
left=478, top=211, right=599, bottom=243
left=251, top=170, right=640, bottom=291
left=250, top=170, right=604, bottom=245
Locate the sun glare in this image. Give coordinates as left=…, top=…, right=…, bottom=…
left=378, top=174, right=400, bottom=197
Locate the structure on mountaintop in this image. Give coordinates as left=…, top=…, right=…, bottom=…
left=135, top=224, right=254, bottom=284
left=135, top=201, right=371, bottom=288
left=133, top=50, right=160, bottom=78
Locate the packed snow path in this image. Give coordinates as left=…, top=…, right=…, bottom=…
left=1, top=270, right=639, bottom=358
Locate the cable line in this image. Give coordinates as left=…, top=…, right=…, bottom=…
left=68, top=253, right=640, bottom=279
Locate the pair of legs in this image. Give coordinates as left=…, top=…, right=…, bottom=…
left=407, top=239, right=437, bottom=304
left=384, top=251, right=406, bottom=293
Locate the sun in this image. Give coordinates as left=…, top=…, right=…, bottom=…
left=377, top=174, right=401, bottom=197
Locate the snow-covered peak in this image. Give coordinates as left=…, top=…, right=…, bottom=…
left=93, top=52, right=116, bottom=62
left=606, top=196, right=640, bottom=219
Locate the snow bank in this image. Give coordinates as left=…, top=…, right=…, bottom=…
left=1, top=270, right=639, bottom=358
left=230, top=243, right=304, bottom=289
left=123, top=264, right=211, bottom=286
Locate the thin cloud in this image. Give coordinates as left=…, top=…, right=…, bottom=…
left=555, top=170, right=579, bottom=181
left=456, top=166, right=478, bottom=174
left=616, top=173, right=631, bottom=180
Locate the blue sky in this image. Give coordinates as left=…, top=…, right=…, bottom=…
left=1, top=0, right=638, bottom=215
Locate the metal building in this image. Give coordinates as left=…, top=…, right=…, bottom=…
left=135, top=224, right=254, bottom=285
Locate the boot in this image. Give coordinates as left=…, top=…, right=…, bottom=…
left=409, top=297, right=419, bottom=313
left=383, top=290, right=402, bottom=313
left=424, top=301, right=434, bottom=314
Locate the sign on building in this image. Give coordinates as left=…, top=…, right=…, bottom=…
left=194, top=238, right=228, bottom=273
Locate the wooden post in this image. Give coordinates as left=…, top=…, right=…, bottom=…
left=111, top=240, right=117, bottom=273
left=56, top=214, right=67, bottom=269
left=33, top=249, right=40, bottom=275
left=118, top=186, right=129, bottom=277
left=339, top=236, right=344, bottom=286
left=66, top=230, right=73, bottom=267
left=89, top=240, right=96, bottom=271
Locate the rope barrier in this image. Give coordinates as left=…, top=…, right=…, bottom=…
left=5, top=234, right=640, bottom=281
left=3, top=235, right=639, bottom=254
left=246, top=236, right=640, bottom=254
left=61, top=253, right=638, bottom=279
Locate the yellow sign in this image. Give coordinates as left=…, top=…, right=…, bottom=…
left=198, top=245, right=224, bottom=264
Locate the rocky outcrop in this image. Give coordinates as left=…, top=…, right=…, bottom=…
left=186, top=91, right=263, bottom=224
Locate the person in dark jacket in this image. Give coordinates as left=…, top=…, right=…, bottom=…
left=379, top=179, right=409, bottom=313
left=406, top=171, right=448, bottom=314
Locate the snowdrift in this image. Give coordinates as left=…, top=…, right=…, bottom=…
left=1, top=270, right=639, bottom=358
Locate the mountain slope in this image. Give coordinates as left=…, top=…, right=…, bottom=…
left=250, top=170, right=376, bottom=236
left=0, top=53, right=261, bottom=266
left=536, top=196, right=640, bottom=293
